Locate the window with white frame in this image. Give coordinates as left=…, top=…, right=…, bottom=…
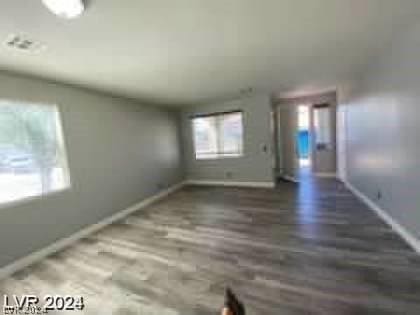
left=192, top=111, right=243, bottom=159
left=0, top=100, right=71, bottom=205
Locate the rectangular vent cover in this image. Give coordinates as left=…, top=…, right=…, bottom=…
left=4, top=34, right=45, bottom=52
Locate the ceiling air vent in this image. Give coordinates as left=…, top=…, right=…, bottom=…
left=4, top=34, right=45, bottom=53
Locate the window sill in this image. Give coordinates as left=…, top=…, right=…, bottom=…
left=0, top=186, right=72, bottom=210
left=195, top=154, right=243, bottom=161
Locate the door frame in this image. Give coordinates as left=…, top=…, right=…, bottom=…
left=272, top=91, right=338, bottom=181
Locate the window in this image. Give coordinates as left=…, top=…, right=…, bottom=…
left=313, top=104, right=332, bottom=149
left=0, top=100, right=71, bottom=205
left=192, top=111, right=243, bottom=159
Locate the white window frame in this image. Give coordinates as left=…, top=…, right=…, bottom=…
left=191, top=110, right=244, bottom=160
left=0, top=100, right=72, bottom=209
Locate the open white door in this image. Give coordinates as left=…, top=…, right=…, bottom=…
left=278, top=104, right=299, bottom=181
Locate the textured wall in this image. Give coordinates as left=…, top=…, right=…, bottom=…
left=0, top=72, right=184, bottom=268
left=341, top=21, right=420, bottom=241
left=181, top=95, right=273, bottom=183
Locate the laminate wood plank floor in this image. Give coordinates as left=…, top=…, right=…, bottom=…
left=1, top=177, right=420, bottom=314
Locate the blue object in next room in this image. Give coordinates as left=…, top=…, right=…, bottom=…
left=297, top=130, right=309, bottom=159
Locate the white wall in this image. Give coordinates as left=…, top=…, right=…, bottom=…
left=340, top=21, right=420, bottom=243
left=0, top=72, right=184, bottom=268
left=181, top=95, right=273, bottom=184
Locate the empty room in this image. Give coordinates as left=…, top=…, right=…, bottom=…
left=0, top=1, right=420, bottom=314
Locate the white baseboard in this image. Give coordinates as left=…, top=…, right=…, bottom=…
left=314, top=172, right=337, bottom=178
left=343, top=180, right=420, bottom=254
left=0, top=181, right=186, bottom=280
left=186, top=180, right=275, bottom=189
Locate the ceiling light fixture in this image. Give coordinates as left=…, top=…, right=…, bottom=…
left=42, top=0, right=85, bottom=19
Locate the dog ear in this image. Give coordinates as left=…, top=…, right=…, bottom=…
left=225, top=287, right=245, bottom=315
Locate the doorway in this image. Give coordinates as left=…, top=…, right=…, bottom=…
left=297, top=105, right=311, bottom=173
left=274, top=96, right=337, bottom=183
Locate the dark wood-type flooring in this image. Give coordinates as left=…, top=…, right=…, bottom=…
left=1, top=177, right=420, bottom=314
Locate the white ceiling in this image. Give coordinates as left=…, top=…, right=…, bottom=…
left=0, top=0, right=419, bottom=106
